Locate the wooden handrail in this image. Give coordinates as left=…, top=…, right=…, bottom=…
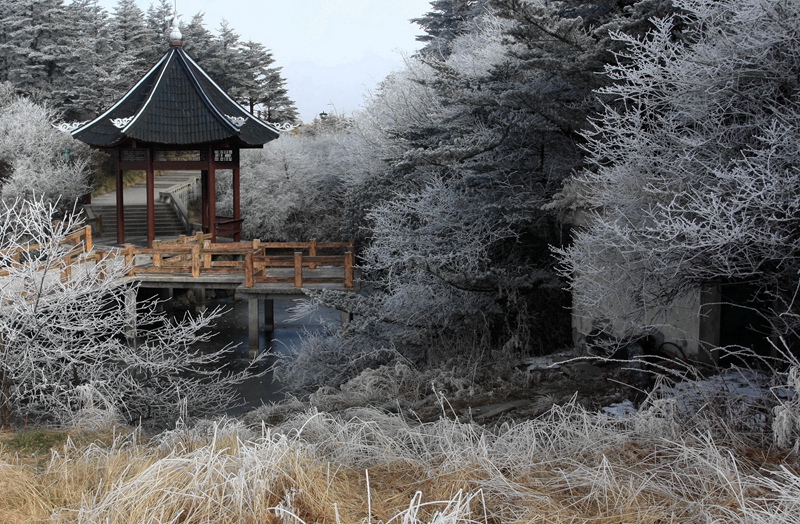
left=103, top=233, right=356, bottom=290
left=0, top=225, right=93, bottom=278
left=0, top=228, right=358, bottom=291
left=215, top=216, right=244, bottom=240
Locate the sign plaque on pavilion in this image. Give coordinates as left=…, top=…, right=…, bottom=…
left=72, top=17, right=279, bottom=247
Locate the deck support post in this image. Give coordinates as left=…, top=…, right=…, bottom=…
left=115, top=149, right=125, bottom=245
left=201, top=169, right=209, bottom=234
left=233, top=148, right=241, bottom=242
left=248, top=297, right=260, bottom=356
left=194, top=288, right=206, bottom=314
left=158, top=288, right=173, bottom=316
left=207, top=144, right=217, bottom=243
left=146, top=147, right=155, bottom=248
left=340, top=310, right=353, bottom=326
left=264, top=298, right=274, bottom=333
left=125, top=288, right=137, bottom=345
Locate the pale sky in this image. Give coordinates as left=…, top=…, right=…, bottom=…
left=95, top=1, right=432, bottom=122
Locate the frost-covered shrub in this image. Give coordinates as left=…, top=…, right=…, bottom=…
left=0, top=87, right=91, bottom=210
left=222, top=122, right=375, bottom=243
left=0, top=200, right=266, bottom=428
left=555, top=0, right=800, bottom=335
left=773, top=367, right=800, bottom=451
left=273, top=329, right=402, bottom=394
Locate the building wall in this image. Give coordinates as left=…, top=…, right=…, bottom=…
left=572, top=285, right=720, bottom=364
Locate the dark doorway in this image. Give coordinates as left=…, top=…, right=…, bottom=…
left=718, top=283, right=773, bottom=363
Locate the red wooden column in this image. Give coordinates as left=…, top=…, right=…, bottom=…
left=207, top=144, right=217, bottom=242
left=200, top=168, right=209, bottom=234
left=233, top=147, right=241, bottom=242
left=115, top=148, right=125, bottom=245
left=146, top=147, right=155, bottom=248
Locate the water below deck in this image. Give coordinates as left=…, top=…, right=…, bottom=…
left=176, top=293, right=343, bottom=417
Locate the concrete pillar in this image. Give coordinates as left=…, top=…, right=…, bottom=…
left=264, top=298, right=274, bottom=332
left=248, top=297, right=260, bottom=356
left=125, top=288, right=137, bottom=345
left=340, top=310, right=353, bottom=326
left=194, top=288, right=206, bottom=314
left=698, top=285, right=721, bottom=365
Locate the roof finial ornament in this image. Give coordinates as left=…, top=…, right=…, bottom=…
left=169, top=0, right=183, bottom=46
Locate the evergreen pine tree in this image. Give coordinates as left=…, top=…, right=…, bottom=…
left=145, top=0, right=174, bottom=60
left=181, top=12, right=214, bottom=60
left=57, top=0, right=115, bottom=120
left=239, top=40, right=298, bottom=122
left=203, top=19, right=248, bottom=99
left=2, top=0, right=70, bottom=99
left=412, top=0, right=487, bottom=58
left=109, top=0, right=154, bottom=89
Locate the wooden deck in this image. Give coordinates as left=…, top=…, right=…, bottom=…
left=2, top=227, right=358, bottom=292
left=2, top=228, right=358, bottom=352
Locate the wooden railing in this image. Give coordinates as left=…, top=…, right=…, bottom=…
left=251, top=240, right=355, bottom=288
left=214, top=216, right=244, bottom=239
left=124, top=233, right=355, bottom=289
left=0, top=225, right=95, bottom=278
left=0, top=228, right=356, bottom=290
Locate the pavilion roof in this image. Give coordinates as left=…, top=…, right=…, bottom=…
left=72, top=45, right=280, bottom=148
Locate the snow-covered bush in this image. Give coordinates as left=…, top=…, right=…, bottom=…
left=224, top=119, right=373, bottom=243
left=273, top=328, right=402, bottom=394
left=0, top=199, right=264, bottom=427
left=0, top=86, right=91, bottom=210
left=772, top=366, right=800, bottom=450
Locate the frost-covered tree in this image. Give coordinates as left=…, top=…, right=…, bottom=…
left=0, top=87, right=90, bottom=209
left=240, top=40, right=298, bottom=123
left=412, top=0, right=487, bottom=58
left=554, top=0, right=800, bottom=339
left=0, top=2, right=297, bottom=129
left=181, top=12, right=215, bottom=60
left=108, top=0, right=154, bottom=86
left=58, top=0, right=120, bottom=120
left=332, top=0, right=663, bottom=357
left=225, top=117, right=363, bottom=242
left=201, top=20, right=248, bottom=100
left=0, top=0, right=121, bottom=117
left=146, top=0, right=173, bottom=50
left=0, top=0, right=70, bottom=98
left=0, top=199, right=262, bottom=427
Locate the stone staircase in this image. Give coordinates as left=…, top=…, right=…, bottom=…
left=86, top=201, right=187, bottom=240
left=86, top=172, right=199, bottom=243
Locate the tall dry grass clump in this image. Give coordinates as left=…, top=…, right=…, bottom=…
left=0, top=460, right=50, bottom=523
left=0, top=397, right=798, bottom=523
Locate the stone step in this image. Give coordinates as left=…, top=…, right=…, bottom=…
left=90, top=211, right=180, bottom=218
left=86, top=203, right=187, bottom=238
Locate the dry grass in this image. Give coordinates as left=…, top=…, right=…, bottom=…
left=0, top=403, right=800, bottom=524
left=0, top=401, right=797, bottom=523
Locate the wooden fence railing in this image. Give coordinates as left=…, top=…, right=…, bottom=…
left=0, top=225, right=95, bottom=278
left=0, top=228, right=356, bottom=290
left=124, top=233, right=355, bottom=289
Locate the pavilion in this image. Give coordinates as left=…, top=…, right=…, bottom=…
left=72, top=18, right=279, bottom=247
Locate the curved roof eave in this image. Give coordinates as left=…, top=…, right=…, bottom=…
left=71, top=52, right=172, bottom=144
left=179, top=49, right=281, bottom=140
left=72, top=46, right=280, bottom=148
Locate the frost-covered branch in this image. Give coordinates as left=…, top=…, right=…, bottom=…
left=0, top=199, right=264, bottom=427
left=555, top=0, right=800, bottom=335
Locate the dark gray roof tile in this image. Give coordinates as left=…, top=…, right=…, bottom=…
left=73, top=47, right=279, bottom=147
